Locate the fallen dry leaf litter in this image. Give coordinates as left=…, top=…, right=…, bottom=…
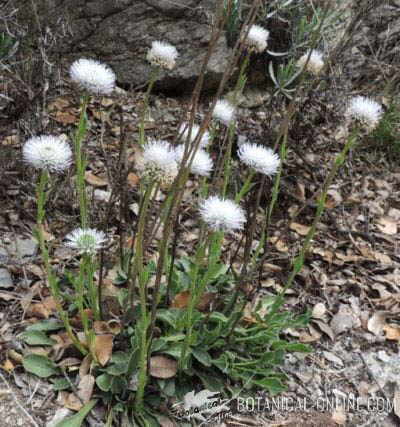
left=0, top=81, right=399, bottom=426
left=1, top=2, right=400, bottom=424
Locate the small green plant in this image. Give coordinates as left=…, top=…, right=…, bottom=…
left=223, top=0, right=242, bottom=46
left=371, top=101, right=400, bottom=153
left=17, top=1, right=382, bottom=425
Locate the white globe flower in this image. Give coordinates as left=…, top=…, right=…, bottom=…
left=296, top=50, right=324, bottom=75
left=147, top=41, right=178, bottom=70
left=238, top=143, right=280, bottom=177
left=174, top=145, right=213, bottom=177
left=70, top=58, right=116, bottom=95
left=65, top=228, right=107, bottom=255
left=199, top=196, right=246, bottom=232
left=345, top=96, right=383, bottom=131
left=213, top=100, right=235, bottom=125
left=22, top=135, right=72, bottom=173
left=179, top=123, right=210, bottom=148
left=140, top=139, right=178, bottom=184
left=245, top=24, right=269, bottom=53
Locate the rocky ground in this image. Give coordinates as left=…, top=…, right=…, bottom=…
left=1, top=1, right=400, bottom=426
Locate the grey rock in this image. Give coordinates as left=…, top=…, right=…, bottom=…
left=0, top=268, right=13, bottom=288
left=13, top=237, right=39, bottom=258
left=18, top=0, right=230, bottom=92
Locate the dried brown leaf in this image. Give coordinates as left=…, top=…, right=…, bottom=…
left=77, top=374, right=95, bottom=404
left=127, top=172, right=140, bottom=188
left=54, top=111, right=77, bottom=125
left=376, top=216, right=397, bottom=235
left=312, top=303, right=327, bottom=319
left=383, top=324, right=400, bottom=342
left=149, top=356, right=177, bottom=379
left=93, top=334, right=113, bottom=366
left=85, top=171, right=108, bottom=187
left=367, top=311, right=389, bottom=336
left=312, top=319, right=335, bottom=341
left=290, top=222, right=311, bottom=236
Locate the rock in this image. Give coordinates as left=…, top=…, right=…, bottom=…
left=13, top=237, right=38, bottom=258
left=17, top=0, right=231, bottom=92
left=0, top=268, right=13, bottom=288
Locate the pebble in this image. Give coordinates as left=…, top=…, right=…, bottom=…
left=0, top=268, right=13, bottom=288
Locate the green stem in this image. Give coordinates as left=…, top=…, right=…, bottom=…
left=179, top=228, right=208, bottom=371
left=133, top=182, right=156, bottom=410
left=77, top=255, right=93, bottom=349
left=251, top=135, right=287, bottom=267
left=80, top=254, right=100, bottom=322
left=74, top=95, right=89, bottom=228
left=139, top=68, right=159, bottom=147
left=36, top=170, right=87, bottom=355
left=222, top=53, right=250, bottom=196
left=267, top=130, right=359, bottom=319
left=235, top=170, right=255, bottom=202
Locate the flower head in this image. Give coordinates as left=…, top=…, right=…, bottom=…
left=238, top=143, right=280, bottom=176
left=297, top=50, right=324, bottom=75
left=69, top=58, right=116, bottom=95
left=345, top=96, right=383, bottom=131
left=213, top=100, right=235, bottom=125
left=199, top=196, right=246, bottom=232
left=22, top=135, right=72, bottom=172
left=174, top=145, right=213, bottom=177
left=140, top=140, right=178, bottom=184
left=179, top=123, right=210, bottom=148
left=65, top=228, right=107, bottom=255
left=245, top=24, right=269, bottom=53
left=147, top=41, right=178, bottom=70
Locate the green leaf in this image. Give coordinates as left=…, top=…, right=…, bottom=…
left=192, top=348, right=212, bottom=367
left=163, top=334, right=185, bottom=342
left=106, top=363, right=128, bottom=376
left=51, top=377, right=71, bottom=391
left=209, top=312, right=228, bottom=324
left=157, top=378, right=176, bottom=397
left=96, top=373, right=112, bottom=392
left=161, top=343, right=182, bottom=359
left=111, top=376, right=127, bottom=394
left=26, top=320, right=63, bottom=332
left=20, top=331, right=56, bottom=346
left=23, top=354, right=59, bottom=378
left=55, top=399, right=97, bottom=427
left=252, top=377, right=286, bottom=395
left=197, top=372, right=225, bottom=392
left=110, top=351, right=130, bottom=365
left=151, top=338, right=167, bottom=352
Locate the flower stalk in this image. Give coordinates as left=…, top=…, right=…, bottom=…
left=35, top=171, right=87, bottom=355
left=74, top=94, right=89, bottom=228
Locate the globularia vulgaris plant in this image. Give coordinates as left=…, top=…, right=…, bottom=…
left=19, top=0, right=384, bottom=425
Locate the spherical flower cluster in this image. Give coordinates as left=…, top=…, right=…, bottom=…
left=65, top=228, right=107, bottom=255
left=69, top=58, right=116, bottom=95
left=212, top=100, right=235, bottom=125
left=199, top=196, right=246, bottom=232
left=140, top=139, right=178, bottom=184
left=22, top=135, right=72, bottom=173
left=174, top=145, right=213, bottom=177
left=147, top=41, right=178, bottom=70
left=345, top=96, right=383, bottom=131
left=179, top=123, right=210, bottom=148
left=297, top=50, right=324, bottom=75
left=238, top=143, right=280, bottom=177
left=245, top=24, right=269, bottom=53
